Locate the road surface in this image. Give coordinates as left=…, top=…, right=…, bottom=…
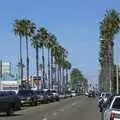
left=0, top=96, right=101, bottom=120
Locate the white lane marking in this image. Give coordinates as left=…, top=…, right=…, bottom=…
left=52, top=112, right=57, bottom=116
left=43, top=118, right=47, bottom=120
left=71, top=103, right=76, bottom=106
left=59, top=109, right=64, bottom=112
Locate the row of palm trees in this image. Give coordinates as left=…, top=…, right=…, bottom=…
left=99, top=9, right=120, bottom=92
left=13, top=19, right=72, bottom=92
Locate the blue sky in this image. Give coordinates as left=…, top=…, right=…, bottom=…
left=0, top=0, right=120, bottom=85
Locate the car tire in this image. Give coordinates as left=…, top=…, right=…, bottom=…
left=34, top=101, right=38, bottom=106
left=6, top=105, right=14, bottom=116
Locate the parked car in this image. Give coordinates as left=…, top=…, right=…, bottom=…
left=65, top=91, right=72, bottom=98
left=50, top=90, right=60, bottom=101
left=104, top=96, right=120, bottom=120
left=18, top=90, right=38, bottom=106
left=0, top=91, right=21, bottom=116
left=35, top=90, right=47, bottom=104
left=88, top=90, right=95, bottom=97
left=85, top=92, right=89, bottom=96
left=71, top=91, right=76, bottom=97
left=41, top=89, right=54, bottom=102
left=59, top=93, right=65, bottom=99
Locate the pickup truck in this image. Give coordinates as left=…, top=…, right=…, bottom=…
left=0, top=91, right=21, bottom=116
left=104, top=96, right=120, bottom=120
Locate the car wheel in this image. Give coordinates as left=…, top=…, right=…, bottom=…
left=34, top=101, right=38, bottom=106
left=7, top=106, right=14, bottom=116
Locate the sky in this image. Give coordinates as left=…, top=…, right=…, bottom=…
left=0, top=0, right=120, bottom=85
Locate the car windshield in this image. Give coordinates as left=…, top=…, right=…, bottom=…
left=112, top=98, right=120, bottom=109
left=18, top=90, right=33, bottom=95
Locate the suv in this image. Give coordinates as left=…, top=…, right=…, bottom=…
left=35, top=90, right=48, bottom=104
left=18, top=90, right=38, bottom=106
left=0, top=91, right=21, bottom=116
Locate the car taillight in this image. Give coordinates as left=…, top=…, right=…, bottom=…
left=110, top=112, right=115, bottom=120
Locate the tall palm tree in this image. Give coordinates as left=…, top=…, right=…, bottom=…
left=46, top=33, right=57, bottom=89
left=63, top=60, right=72, bottom=92
left=31, top=33, right=40, bottom=90
left=99, top=9, right=120, bottom=92
left=50, top=35, right=57, bottom=89
left=13, top=19, right=25, bottom=87
left=21, top=19, right=36, bottom=89
left=37, top=27, right=48, bottom=89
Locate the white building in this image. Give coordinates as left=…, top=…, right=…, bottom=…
left=0, top=61, right=11, bottom=74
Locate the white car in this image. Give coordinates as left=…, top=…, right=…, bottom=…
left=71, top=92, right=76, bottom=97
left=85, top=92, right=88, bottom=96
left=104, top=96, right=120, bottom=120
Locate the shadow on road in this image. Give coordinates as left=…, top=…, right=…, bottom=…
left=0, top=113, right=23, bottom=117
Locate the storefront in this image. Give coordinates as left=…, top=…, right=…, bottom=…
left=0, top=73, right=19, bottom=93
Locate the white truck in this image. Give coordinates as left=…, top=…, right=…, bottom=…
left=104, top=96, right=120, bottom=120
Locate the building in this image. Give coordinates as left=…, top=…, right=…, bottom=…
left=0, top=73, right=19, bottom=93
left=0, top=60, right=19, bottom=93
left=0, top=61, right=11, bottom=74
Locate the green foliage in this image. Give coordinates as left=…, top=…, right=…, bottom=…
left=70, top=68, right=84, bottom=89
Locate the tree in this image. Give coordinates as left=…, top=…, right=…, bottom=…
left=31, top=33, right=40, bottom=90
left=13, top=19, right=25, bottom=86
left=99, top=9, right=120, bottom=92
left=46, top=33, right=57, bottom=89
left=37, top=27, right=48, bottom=89
left=63, top=60, right=72, bottom=92
left=70, top=68, right=84, bottom=90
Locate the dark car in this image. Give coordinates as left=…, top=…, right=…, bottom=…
left=35, top=90, right=48, bottom=104
left=50, top=90, right=60, bottom=101
left=88, top=90, right=95, bottom=97
left=0, top=91, right=21, bottom=116
left=18, top=90, right=38, bottom=106
left=45, top=90, right=54, bottom=102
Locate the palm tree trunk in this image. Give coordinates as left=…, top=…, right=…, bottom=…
left=19, top=35, right=23, bottom=87
left=108, top=41, right=114, bottom=93
left=65, top=69, right=68, bottom=92
left=51, top=52, right=54, bottom=89
left=25, top=36, right=29, bottom=89
left=60, top=67, right=62, bottom=93
left=36, top=47, right=39, bottom=90
left=55, top=63, right=57, bottom=86
left=62, top=67, right=65, bottom=93
left=57, top=65, right=60, bottom=93
left=48, top=48, right=50, bottom=90
left=42, top=46, right=45, bottom=89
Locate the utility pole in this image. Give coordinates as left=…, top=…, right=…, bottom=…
left=116, top=65, right=119, bottom=94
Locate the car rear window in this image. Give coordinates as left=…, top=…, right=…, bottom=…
left=112, top=98, right=120, bottom=109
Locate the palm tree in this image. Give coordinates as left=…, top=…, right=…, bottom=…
left=60, top=46, right=68, bottom=93
left=50, top=35, right=57, bottom=89
left=21, top=19, right=36, bottom=89
left=13, top=19, right=25, bottom=87
left=63, top=60, right=72, bottom=92
left=99, top=9, right=120, bottom=92
left=37, top=27, right=48, bottom=89
left=46, top=33, right=57, bottom=89
left=55, top=45, right=66, bottom=93
left=31, top=33, right=40, bottom=90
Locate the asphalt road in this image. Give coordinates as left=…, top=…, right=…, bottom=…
left=0, top=96, right=101, bottom=120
